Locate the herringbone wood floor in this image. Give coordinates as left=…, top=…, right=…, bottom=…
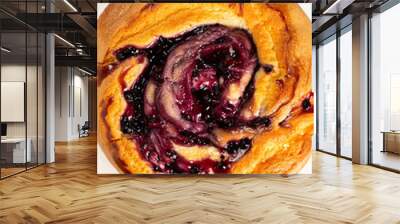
left=1, top=135, right=400, bottom=224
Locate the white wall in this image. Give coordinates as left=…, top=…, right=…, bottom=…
left=1, top=64, right=26, bottom=146
left=72, top=73, right=89, bottom=138
left=55, top=66, right=69, bottom=141
left=55, top=66, right=89, bottom=141
left=1, top=65, right=35, bottom=138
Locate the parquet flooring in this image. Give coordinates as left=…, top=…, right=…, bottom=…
left=0, top=167, right=26, bottom=178
left=1, top=135, right=400, bottom=224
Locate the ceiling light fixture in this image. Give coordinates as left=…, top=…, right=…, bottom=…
left=1, top=47, right=11, bottom=53
left=63, top=0, right=78, bottom=12
left=78, top=67, right=94, bottom=76
left=54, top=34, right=75, bottom=48
left=322, top=0, right=354, bottom=15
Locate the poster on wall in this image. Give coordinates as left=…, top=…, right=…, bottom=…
left=97, top=3, right=313, bottom=174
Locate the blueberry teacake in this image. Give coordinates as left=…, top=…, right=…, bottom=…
left=97, top=3, right=313, bottom=174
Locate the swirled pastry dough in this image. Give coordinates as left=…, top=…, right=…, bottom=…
left=98, top=3, right=313, bottom=174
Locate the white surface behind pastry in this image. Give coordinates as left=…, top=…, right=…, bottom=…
left=97, top=3, right=311, bottom=19
left=296, top=3, right=312, bottom=174
left=97, top=3, right=114, bottom=174
left=97, top=143, right=117, bottom=174
left=97, top=3, right=108, bottom=19
left=96, top=3, right=312, bottom=174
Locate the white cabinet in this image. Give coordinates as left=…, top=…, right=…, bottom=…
left=1, top=138, right=32, bottom=163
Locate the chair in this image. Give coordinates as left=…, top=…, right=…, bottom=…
left=78, top=121, right=90, bottom=138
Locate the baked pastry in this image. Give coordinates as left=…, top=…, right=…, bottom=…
left=97, top=3, right=313, bottom=174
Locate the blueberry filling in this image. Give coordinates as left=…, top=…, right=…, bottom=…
left=114, top=24, right=276, bottom=174
left=248, top=117, right=271, bottom=128
left=189, top=165, right=201, bottom=174
left=115, top=47, right=141, bottom=61
left=226, top=138, right=252, bottom=162
left=302, top=98, right=312, bottom=112
left=178, top=130, right=210, bottom=145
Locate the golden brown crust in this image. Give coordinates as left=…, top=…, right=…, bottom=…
left=97, top=3, right=312, bottom=174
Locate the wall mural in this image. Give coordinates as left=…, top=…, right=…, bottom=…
left=97, top=3, right=313, bottom=174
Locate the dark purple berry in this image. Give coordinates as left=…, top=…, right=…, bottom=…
left=165, top=150, right=177, bottom=160
left=181, top=113, right=192, bottom=121
left=115, top=47, right=140, bottom=61
left=226, top=138, right=252, bottom=154
left=189, top=165, right=201, bottom=174
left=216, top=162, right=229, bottom=171
left=249, top=117, right=271, bottom=128
left=153, top=165, right=162, bottom=172
left=218, top=120, right=234, bottom=128
left=302, top=98, right=312, bottom=112
left=180, top=131, right=210, bottom=145
left=120, top=116, right=147, bottom=134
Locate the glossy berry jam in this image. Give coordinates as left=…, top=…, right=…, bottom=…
left=302, top=98, right=313, bottom=112
left=226, top=138, right=251, bottom=154
left=115, top=24, right=273, bottom=174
